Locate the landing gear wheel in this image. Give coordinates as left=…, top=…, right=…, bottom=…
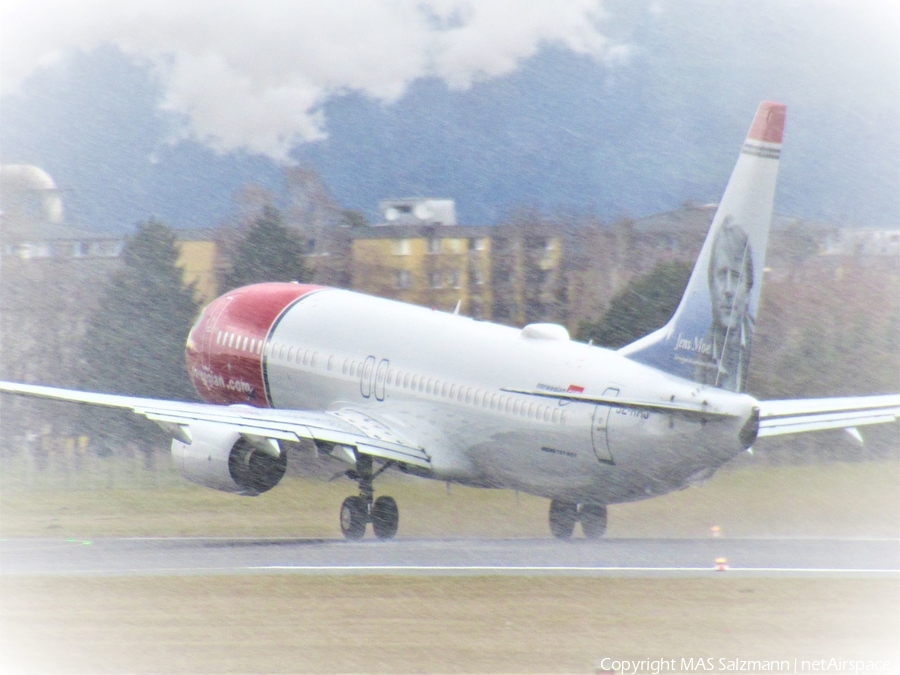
left=579, top=503, right=607, bottom=539
left=340, top=496, right=368, bottom=540
left=549, top=499, right=578, bottom=539
left=371, top=496, right=399, bottom=540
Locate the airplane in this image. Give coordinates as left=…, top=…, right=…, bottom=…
left=1, top=101, right=898, bottom=540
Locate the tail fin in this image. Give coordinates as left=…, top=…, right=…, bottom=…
left=619, top=101, right=786, bottom=392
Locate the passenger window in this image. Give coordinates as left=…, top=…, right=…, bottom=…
left=228, top=334, right=235, bottom=348
left=312, top=352, right=319, bottom=367
left=216, top=331, right=223, bottom=345
left=288, top=347, right=296, bottom=362
left=242, top=336, right=249, bottom=351
left=450, top=384, right=458, bottom=399
left=327, top=355, right=334, bottom=371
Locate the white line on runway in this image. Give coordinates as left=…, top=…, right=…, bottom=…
left=251, top=565, right=900, bottom=574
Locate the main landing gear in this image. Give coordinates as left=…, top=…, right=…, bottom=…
left=339, top=454, right=399, bottom=541
left=548, top=499, right=607, bottom=539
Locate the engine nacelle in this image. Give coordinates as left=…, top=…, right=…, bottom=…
left=171, top=421, right=287, bottom=495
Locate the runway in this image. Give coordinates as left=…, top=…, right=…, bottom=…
left=2, top=536, right=898, bottom=577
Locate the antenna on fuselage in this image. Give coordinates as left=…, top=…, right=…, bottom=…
left=453, top=300, right=462, bottom=315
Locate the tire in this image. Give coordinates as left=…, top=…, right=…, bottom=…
left=579, top=503, right=607, bottom=539
left=371, top=496, right=399, bottom=540
left=548, top=499, right=578, bottom=539
left=340, top=496, right=368, bottom=540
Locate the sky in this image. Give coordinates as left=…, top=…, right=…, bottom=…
left=1, top=0, right=898, bottom=231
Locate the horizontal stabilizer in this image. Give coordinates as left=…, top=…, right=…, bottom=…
left=758, top=395, right=900, bottom=437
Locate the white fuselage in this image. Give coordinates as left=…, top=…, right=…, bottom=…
left=251, top=288, right=756, bottom=504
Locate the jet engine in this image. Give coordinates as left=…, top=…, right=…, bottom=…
left=171, top=421, right=287, bottom=495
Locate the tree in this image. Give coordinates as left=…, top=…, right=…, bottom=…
left=577, top=260, right=692, bottom=348
left=220, top=205, right=309, bottom=291
left=78, top=220, right=200, bottom=448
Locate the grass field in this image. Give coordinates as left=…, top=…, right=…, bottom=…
left=2, top=456, right=898, bottom=674
left=2, top=576, right=898, bottom=674
left=1, top=455, right=898, bottom=539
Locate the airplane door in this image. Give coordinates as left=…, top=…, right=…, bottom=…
left=360, top=356, right=376, bottom=398
left=373, top=359, right=389, bottom=401
left=591, top=387, right=619, bottom=464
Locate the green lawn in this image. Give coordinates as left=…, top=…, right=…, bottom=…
left=2, top=453, right=897, bottom=539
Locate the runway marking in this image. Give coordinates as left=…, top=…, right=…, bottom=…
left=251, top=565, right=900, bottom=574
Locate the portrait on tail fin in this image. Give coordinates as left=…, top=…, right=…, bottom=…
left=696, top=216, right=755, bottom=392
left=618, top=101, right=784, bottom=393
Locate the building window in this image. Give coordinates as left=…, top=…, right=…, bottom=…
left=428, top=271, right=443, bottom=289
left=494, top=302, right=511, bottom=320
left=392, top=239, right=411, bottom=256
left=447, top=270, right=461, bottom=289
left=525, top=236, right=550, bottom=250
left=395, top=269, right=410, bottom=289
left=427, top=238, right=441, bottom=255
left=446, top=239, right=464, bottom=254
left=471, top=269, right=484, bottom=285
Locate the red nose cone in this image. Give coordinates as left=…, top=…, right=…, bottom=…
left=186, top=283, right=323, bottom=406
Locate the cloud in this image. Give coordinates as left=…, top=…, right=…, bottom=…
left=1, top=0, right=624, bottom=162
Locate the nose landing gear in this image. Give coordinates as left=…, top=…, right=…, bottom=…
left=339, top=454, right=399, bottom=541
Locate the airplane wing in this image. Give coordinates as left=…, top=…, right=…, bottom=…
left=757, top=395, right=900, bottom=438
left=0, top=381, right=431, bottom=469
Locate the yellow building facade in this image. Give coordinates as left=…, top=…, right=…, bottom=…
left=350, top=225, right=493, bottom=319
left=175, top=233, right=219, bottom=305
